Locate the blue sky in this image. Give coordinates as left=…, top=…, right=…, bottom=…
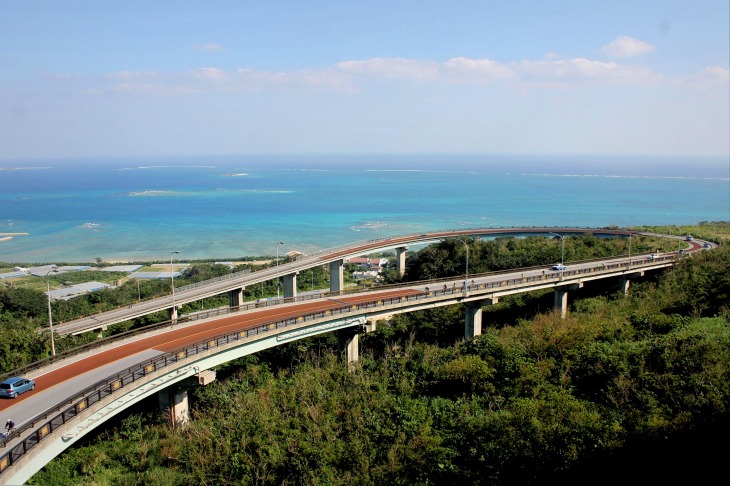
left=1, top=1, right=728, bottom=160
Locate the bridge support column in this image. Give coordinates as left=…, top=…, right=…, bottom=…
left=554, top=283, right=582, bottom=318
left=159, top=370, right=216, bottom=428
left=168, top=306, right=178, bottom=322
left=338, top=328, right=359, bottom=371
left=396, top=246, right=408, bottom=276
left=465, top=301, right=483, bottom=339
left=159, top=387, right=189, bottom=428
left=619, top=277, right=630, bottom=297
left=554, top=288, right=568, bottom=318
left=465, top=298, right=497, bottom=338
left=329, top=260, right=344, bottom=292
left=283, top=272, right=298, bottom=299
left=229, top=287, right=244, bottom=307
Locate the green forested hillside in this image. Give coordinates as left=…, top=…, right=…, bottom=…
left=25, top=235, right=729, bottom=485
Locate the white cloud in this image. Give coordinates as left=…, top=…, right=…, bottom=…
left=186, top=67, right=229, bottom=81
left=297, top=69, right=357, bottom=91
left=96, top=54, right=666, bottom=98
left=235, top=68, right=292, bottom=85
left=106, top=70, right=161, bottom=79
left=335, top=56, right=657, bottom=86
left=108, top=83, right=172, bottom=95
left=443, top=57, right=515, bottom=80
left=336, top=58, right=441, bottom=80
left=516, top=58, right=659, bottom=84
left=700, top=66, right=730, bottom=83
left=194, top=43, right=224, bottom=52
left=602, top=36, right=655, bottom=58
left=681, top=66, right=730, bottom=89
left=232, top=68, right=355, bottom=92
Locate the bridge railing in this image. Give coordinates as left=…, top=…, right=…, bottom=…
left=175, top=268, right=252, bottom=293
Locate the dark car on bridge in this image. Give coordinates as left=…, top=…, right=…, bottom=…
left=0, top=377, right=36, bottom=398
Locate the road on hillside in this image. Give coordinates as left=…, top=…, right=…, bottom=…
left=0, top=288, right=421, bottom=428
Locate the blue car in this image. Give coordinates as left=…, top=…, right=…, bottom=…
left=0, top=377, right=36, bottom=398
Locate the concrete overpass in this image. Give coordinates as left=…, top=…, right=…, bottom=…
left=53, top=227, right=652, bottom=336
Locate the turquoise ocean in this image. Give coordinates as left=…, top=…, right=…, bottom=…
left=1, top=154, right=728, bottom=263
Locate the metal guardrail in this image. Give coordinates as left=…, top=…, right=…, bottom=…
left=0, top=252, right=680, bottom=478
left=175, top=268, right=251, bottom=293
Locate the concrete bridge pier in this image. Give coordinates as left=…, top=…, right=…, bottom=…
left=229, top=287, right=245, bottom=307
left=283, top=272, right=298, bottom=298
left=396, top=246, right=408, bottom=276
left=329, top=260, right=344, bottom=292
left=619, top=277, right=630, bottom=297
left=337, top=320, right=381, bottom=370
left=554, top=283, right=583, bottom=318
left=158, top=386, right=190, bottom=428
left=619, top=271, right=643, bottom=297
left=465, top=301, right=483, bottom=339
left=465, top=298, right=497, bottom=339
left=337, top=328, right=359, bottom=371
left=168, top=306, right=178, bottom=322
left=554, top=288, right=568, bottom=318
left=159, top=370, right=216, bottom=428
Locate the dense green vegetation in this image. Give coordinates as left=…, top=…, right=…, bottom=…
left=4, top=226, right=723, bottom=485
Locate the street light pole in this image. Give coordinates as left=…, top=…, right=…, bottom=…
left=45, top=268, right=58, bottom=356
left=626, top=230, right=632, bottom=268
left=548, top=232, right=565, bottom=269
left=170, top=250, right=180, bottom=318
left=276, top=242, right=284, bottom=300
left=461, top=239, right=469, bottom=289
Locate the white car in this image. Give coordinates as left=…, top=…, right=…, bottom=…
left=551, top=264, right=567, bottom=271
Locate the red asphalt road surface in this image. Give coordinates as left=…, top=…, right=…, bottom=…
left=0, top=288, right=421, bottom=412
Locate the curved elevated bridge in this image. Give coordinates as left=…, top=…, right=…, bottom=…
left=0, top=228, right=711, bottom=485
left=56, top=226, right=667, bottom=336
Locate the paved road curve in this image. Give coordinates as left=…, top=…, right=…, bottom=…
left=53, top=226, right=645, bottom=335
